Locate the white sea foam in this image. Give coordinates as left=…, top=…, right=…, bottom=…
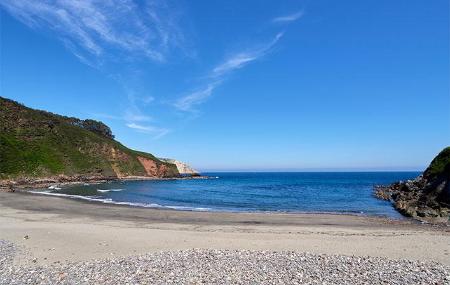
left=164, top=205, right=211, bottom=212
left=48, top=185, right=62, bottom=190
left=29, top=191, right=212, bottom=212
left=97, top=189, right=124, bottom=193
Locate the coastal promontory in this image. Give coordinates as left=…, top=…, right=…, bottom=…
left=375, top=147, right=450, bottom=224
left=0, top=97, right=180, bottom=187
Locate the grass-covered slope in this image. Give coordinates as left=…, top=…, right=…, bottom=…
left=0, top=97, right=179, bottom=180
left=423, top=147, right=450, bottom=180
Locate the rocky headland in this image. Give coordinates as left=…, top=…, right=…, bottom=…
left=374, top=147, right=450, bottom=224
left=0, top=96, right=181, bottom=187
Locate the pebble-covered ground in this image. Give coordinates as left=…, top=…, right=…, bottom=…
left=1, top=240, right=449, bottom=285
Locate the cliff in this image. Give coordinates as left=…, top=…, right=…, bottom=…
left=374, top=147, right=450, bottom=224
left=0, top=97, right=180, bottom=184
left=158, top=158, right=199, bottom=176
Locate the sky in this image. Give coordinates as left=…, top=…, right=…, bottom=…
left=0, top=0, right=449, bottom=172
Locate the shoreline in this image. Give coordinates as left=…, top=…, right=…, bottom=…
left=0, top=173, right=418, bottom=222
left=0, top=174, right=210, bottom=191
left=25, top=188, right=410, bottom=220
left=2, top=191, right=412, bottom=227
left=3, top=177, right=415, bottom=221
left=1, top=191, right=449, bottom=267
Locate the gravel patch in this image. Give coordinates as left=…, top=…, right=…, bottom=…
left=0, top=240, right=18, bottom=269
left=1, top=240, right=449, bottom=284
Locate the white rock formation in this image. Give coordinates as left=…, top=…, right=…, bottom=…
left=159, top=158, right=199, bottom=175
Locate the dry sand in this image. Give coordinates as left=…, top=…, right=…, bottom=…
left=0, top=191, right=449, bottom=266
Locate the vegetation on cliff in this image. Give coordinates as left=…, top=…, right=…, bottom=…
left=423, top=147, right=450, bottom=180
left=0, top=97, right=179, bottom=180
left=375, top=147, right=450, bottom=224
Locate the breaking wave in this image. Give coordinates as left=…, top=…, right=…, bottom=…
left=96, top=189, right=124, bottom=193
left=29, top=190, right=212, bottom=212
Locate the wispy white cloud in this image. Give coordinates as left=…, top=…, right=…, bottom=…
left=92, top=110, right=152, bottom=123
left=0, top=0, right=187, bottom=64
left=140, top=96, right=155, bottom=105
left=212, top=32, right=284, bottom=77
left=175, top=32, right=284, bottom=112
left=93, top=111, right=167, bottom=139
left=272, top=11, right=304, bottom=23
left=174, top=82, right=220, bottom=112
left=124, top=111, right=153, bottom=123
left=126, top=123, right=170, bottom=139
left=92, top=106, right=166, bottom=139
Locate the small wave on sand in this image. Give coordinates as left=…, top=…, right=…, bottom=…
left=48, top=185, right=62, bottom=190
left=28, top=190, right=212, bottom=212
left=97, top=189, right=124, bottom=193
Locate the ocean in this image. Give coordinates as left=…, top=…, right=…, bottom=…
left=33, top=172, right=420, bottom=219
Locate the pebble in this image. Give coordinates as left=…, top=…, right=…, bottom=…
left=0, top=240, right=448, bottom=284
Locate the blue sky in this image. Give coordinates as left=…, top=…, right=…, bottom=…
left=1, top=0, right=449, bottom=171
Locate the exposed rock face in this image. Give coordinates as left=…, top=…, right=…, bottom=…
left=374, top=147, right=450, bottom=224
left=137, top=156, right=175, bottom=178
left=158, top=158, right=199, bottom=176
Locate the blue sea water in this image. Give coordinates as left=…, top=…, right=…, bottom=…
left=37, top=172, right=420, bottom=219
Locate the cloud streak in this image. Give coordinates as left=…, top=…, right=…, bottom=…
left=91, top=111, right=168, bottom=139
left=126, top=123, right=170, bottom=139
left=124, top=111, right=153, bottom=123
left=0, top=0, right=186, bottom=64
left=212, top=32, right=284, bottom=77
left=174, top=82, right=220, bottom=112
left=175, top=32, right=284, bottom=112
left=272, top=11, right=304, bottom=23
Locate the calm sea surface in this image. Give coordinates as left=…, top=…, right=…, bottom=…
left=35, top=172, right=420, bottom=219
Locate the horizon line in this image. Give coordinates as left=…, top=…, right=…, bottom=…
left=198, top=168, right=425, bottom=173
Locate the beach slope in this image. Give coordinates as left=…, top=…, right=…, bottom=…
left=1, top=192, right=449, bottom=283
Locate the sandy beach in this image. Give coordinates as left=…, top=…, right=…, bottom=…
left=1, top=191, right=450, bottom=284
left=0, top=191, right=449, bottom=266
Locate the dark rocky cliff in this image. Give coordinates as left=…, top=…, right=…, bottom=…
left=374, top=147, right=450, bottom=224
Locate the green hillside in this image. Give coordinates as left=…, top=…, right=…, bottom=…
left=423, top=147, right=450, bottom=180
left=0, top=97, right=179, bottom=180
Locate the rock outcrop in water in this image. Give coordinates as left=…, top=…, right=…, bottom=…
left=374, top=147, right=450, bottom=224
